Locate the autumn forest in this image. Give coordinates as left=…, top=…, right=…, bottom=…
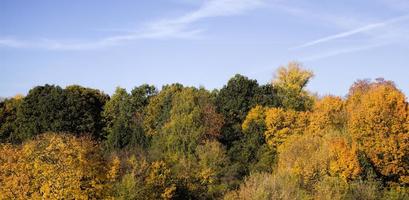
left=0, top=63, right=408, bottom=200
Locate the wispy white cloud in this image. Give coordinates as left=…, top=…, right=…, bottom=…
left=0, top=38, right=28, bottom=48
left=300, top=43, right=388, bottom=61
left=277, top=1, right=409, bottom=62
left=292, top=14, right=409, bottom=50
left=0, top=0, right=264, bottom=50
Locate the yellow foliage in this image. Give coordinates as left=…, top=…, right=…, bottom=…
left=273, top=62, right=314, bottom=92
left=308, top=96, right=346, bottom=135
left=277, top=133, right=363, bottom=189
left=0, top=133, right=109, bottom=199
left=161, top=184, right=177, bottom=200
left=272, top=62, right=315, bottom=111
left=264, top=108, right=309, bottom=148
left=108, top=155, right=121, bottom=182
left=277, top=134, right=328, bottom=189
left=146, top=161, right=176, bottom=199
left=241, top=105, right=266, bottom=133
left=328, top=137, right=361, bottom=181
left=147, top=161, right=171, bottom=186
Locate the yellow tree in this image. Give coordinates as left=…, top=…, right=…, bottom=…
left=0, top=133, right=109, bottom=199
left=327, top=137, right=361, bottom=181
left=308, top=96, right=346, bottom=135
left=264, top=107, right=309, bottom=148
left=276, top=134, right=328, bottom=189
left=277, top=133, right=362, bottom=189
left=272, top=62, right=314, bottom=111
left=347, top=79, right=409, bottom=184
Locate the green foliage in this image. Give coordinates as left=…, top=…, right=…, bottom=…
left=15, top=85, right=67, bottom=141
left=0, top=95, right=22, bottom=143
left=64, top=85, right=109, bottom=137
left=216, top=74, right=277, bottom=147
left=150, top=87, right=223, bottom=159
left=314, top=177, right=384, bottom=200
left=144, top=84, right=184, bottom=136
left=195, top=141, right=232, bottom=199
left=14, top=84, right=108, bottom=142
left=345, top=180, right=381, bottom=200
left=216, top=74, right=260, bottom=146
left=111, top=156, right=178, bottom=200
left=228, top=106, right=276, bottom=178
left=103, top=85, right=156, bottom=150
left=314, top=176, right=349, bottom=200
left=382, top=187, right=409, bottom=200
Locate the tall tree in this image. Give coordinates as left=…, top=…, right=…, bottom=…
left=346, top=79, right=409, bottom=185
left=215, top=74, right=260, bottom=146
left=272, top=62, right=314, bottom=111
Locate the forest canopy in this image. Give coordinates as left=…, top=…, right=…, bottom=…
left=0, top=62, right=408, bottom=200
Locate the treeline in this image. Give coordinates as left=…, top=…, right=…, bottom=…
left=0, top=62, right=408, bottom=199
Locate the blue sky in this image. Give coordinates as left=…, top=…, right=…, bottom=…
left=1, top=0, right=409, bottom=97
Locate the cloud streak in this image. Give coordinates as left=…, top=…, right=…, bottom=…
left=300, top=43, right=388, bottom=61
left=292, top=14, right=409, bottom=50
left=0, top=0, right=263, bottom=50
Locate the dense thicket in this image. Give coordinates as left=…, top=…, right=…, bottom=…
left=0, top=62, right=408, bottom=199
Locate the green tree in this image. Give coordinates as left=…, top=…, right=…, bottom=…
left=150, top=87, right=223, bottom=160
left=103, top=85, right=156, bottom=150
left=15, top=84, right=108, bottom=142
left=195, top=140, right=231, bottom=199
left=229, top=106, right=275, bottom=178
left=0, top=95, right=23, bottom=143
left=64, top=85, right=109, bottom=137
left=15, top=85, right=66, bottom=141
left=144, top=84, right=184, bottom=137
left=215, top=74, right=262, bottom=146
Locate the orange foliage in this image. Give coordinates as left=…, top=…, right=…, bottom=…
left=347, top=80, right=409, bottom=184
left=328, top=137, right=361, bottom=181
left=308, top=96, right=346, bottom=135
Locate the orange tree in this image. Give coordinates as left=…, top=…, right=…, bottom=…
left=308, top=95, right=346, bottom=135
left=346, top=79, right=409, bottom=185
